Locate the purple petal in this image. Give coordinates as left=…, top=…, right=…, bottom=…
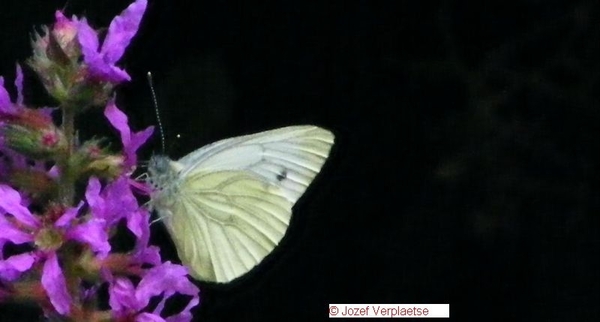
left=135, top=262, right=199, bottom=307
left=137, top=313, right=167, bottom=322
left=68, top=218, right=111, bottom=258
left=129, top=178, right=153, bottom=195
left=6, top=253, right=36, bottom=271
left=0, top=184, right=40, bottom=228
left=133, top=245, right=161, bottom=266
left=109, top=261, right=198, bottom=322
left=41, top=253, right=72, bottom=315
left=104, top=99, right=131, bottom=146
left=47, top=164, right=60, bottom=179
left=87, top=56, right=132, bottom=82
left=54, top=10, right=80, bottom=29
left=165, top=297, right=199, bottom=322
left=99, top=265, right=114, bottom=284
left=0, top=253, right=36, bottom=281
left=128, top=126, right=154, bottom=167
left=55, top=201, right=84, bottom=227
left=54, top=10, right=69, bottom=24
left=104, top=176, right=138, bottom=224
left=38, top=107, right=57, bottom=117
left=85, top=177, right=105, bottom=218
left=142, top=262, right=199, bottom=322
left=102, top=0, right=148, bottom=63
left=126, top=209, right=147, bottom=239
left=104, top=99, right=154, bottom=168
left=81, top=284, right=99, bottom=302
left=78, top=19, right=131, bottom=83
left=87, top=176, right=140, bottom=228
left=0, top=77, right=13, bottom=113
left=1, top=149, right=29, bottom=170
left=130, top=210, right=161, bottom=265
left=77, top=18, right=100, bottom=65
left=152, top=296, right=168, bottom=318
left=0, top=215, right=33, bottom=244
left=109, top=277, right=141, bottom=312
left=15, top=64, right=23, bottom=105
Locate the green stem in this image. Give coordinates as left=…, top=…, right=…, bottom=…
left=58, top=105, right=75, bottom=205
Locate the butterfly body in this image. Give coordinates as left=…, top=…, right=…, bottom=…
left=147, top=125, right=334, bottom=283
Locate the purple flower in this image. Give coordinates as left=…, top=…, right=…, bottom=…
left=0, top=185, right=110, bottom=259
left=109, top=262, right=200, bottom=322
left=0, top=184, right=68, bottom=314
left=86, top=176, right=143, bottom=234
left=0, top=183, right=111, bottom=314
left=77, top=0, right=147, bottom=83
left=104, top=98, right=154, bottom=170
left=84, top=175, right=160, bottom=268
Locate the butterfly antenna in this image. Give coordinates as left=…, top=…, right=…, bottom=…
left=147, top=72, right=166, bottom=153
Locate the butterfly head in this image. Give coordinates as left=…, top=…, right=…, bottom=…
left=147, top=155, right=184, bottom=204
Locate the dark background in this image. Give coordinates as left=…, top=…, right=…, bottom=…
left=1, top=0, right=599, bottom=321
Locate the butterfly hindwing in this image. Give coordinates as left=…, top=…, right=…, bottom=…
left=167, top=170, right=291, bottom=282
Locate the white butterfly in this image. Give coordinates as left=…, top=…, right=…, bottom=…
left=147, top=125, right=334, bottom=283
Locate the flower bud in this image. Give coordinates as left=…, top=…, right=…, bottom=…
left=28, top=5, right=145, bottom=110
left=72, top=140, right=125, bottom=180
left=0, top=108, right=66, bottom=159
left=2, top=125, right=64, bottom=157
left=85, top=155, right=125, bottom=180
left=49, top=12, right=80, bottom=59
left=29, top=12, right=82, bottom=103
left=7, top=169, right=57, bottom=200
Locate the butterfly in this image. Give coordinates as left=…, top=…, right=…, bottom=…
left=147, top=125, right=334, bottom=283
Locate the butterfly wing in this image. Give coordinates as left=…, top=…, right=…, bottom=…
left=165, top=125, right=334, bottom=282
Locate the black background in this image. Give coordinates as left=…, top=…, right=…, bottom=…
left=1, top=0, right=599, bottom=321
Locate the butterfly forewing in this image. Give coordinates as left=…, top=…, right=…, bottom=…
left=149, top=125, right=334, bottom=283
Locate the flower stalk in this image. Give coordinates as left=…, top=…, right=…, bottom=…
left=0, top=1, right=200, bottom=321
left=58, top=103, right=76, bottom=205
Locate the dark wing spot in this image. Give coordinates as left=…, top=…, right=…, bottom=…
left=276, top=169, right=288, bottom=181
